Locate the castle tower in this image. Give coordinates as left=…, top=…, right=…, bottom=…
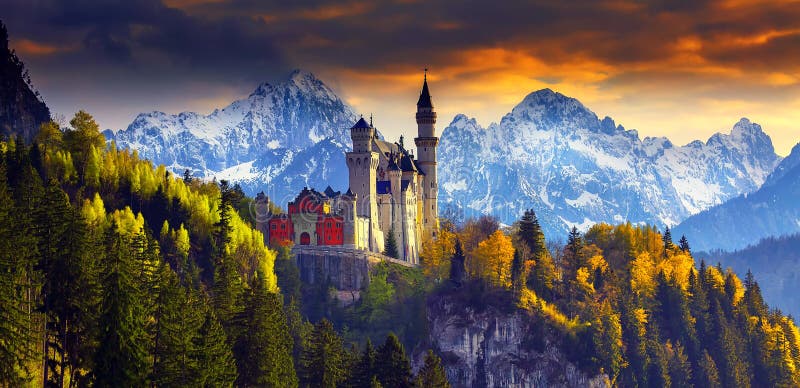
left=346, top=117, right=383, bottom=251
left=414, top=70, right=440, bottom=239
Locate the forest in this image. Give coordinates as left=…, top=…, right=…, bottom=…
left=1, top=111, right=799, bottom=387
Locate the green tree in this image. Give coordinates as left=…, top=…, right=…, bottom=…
left=300, top=319, right=348, bottom=387
left=415, top=349, right=450, bottom=388
left=351, top=339, right=377, bottom=388
left=0, top=162, right=38, bottom=384
left=678, top=234, right=691, bottom=254
left=375, top=333, right=412, bottom=388
left=384, top=227, right=399, bottom=259
left=663, top=226, right=674, bottom=256
left=235, top=272, right=297, bottom=387
left=697, top=350, right=722, bottom=388
left=64, top=110, right=105, bottom=183
left=93, top=233, right=151, bottom=387
left=449, top=239, right=466, bottom=286
left=151, top=262, right=204, bottom=388
left=194, top=309, right=238, bottom=387
left=510, top=249, right=524, bottom=294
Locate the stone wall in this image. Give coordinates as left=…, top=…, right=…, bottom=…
left=292, top=245, right=412, bottom=290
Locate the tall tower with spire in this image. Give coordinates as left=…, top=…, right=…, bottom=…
left=414, top=70, right=440, bottom=239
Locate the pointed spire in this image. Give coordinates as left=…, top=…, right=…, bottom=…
left=369, top=113, right=373, bottom=127
left=417, top=69, right=433, bottom=108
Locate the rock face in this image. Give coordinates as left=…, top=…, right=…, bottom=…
left=0, top=22, right=50, bottom=143
left=426, top=294, right=609, bottom=388
left=439, top=90, right=781, bottom=238
left=674, top=142, right=800, bottom=252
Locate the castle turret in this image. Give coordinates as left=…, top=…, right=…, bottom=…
left=346, top=117, right=383, bottom=251
left=414, top=71, right=439, bottom=239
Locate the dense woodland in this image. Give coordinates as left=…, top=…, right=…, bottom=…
left=1, top=111, right=799, bottom=388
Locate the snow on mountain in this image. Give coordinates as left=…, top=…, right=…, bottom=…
left=674, top=142, right=800, bottom=252
left=438, top=89, right=782, bottom=238
left=105, top=69, right=359, bottom=203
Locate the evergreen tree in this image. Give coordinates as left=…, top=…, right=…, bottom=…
left=93, top=234, right=151, bottom=387
left=666, top=341, right=693, bottom=388
left=194, top=309, right=237, bottom=387
left=510, top=249, right=524, bottom=294
left=375, top=333, right=412, bottom=388
left=743, top=270, right=768, bottom=317
left=351, top=339, right=377, bottom=388
left=0, top=163, right=38, bottom=384
left=151, top=262, right=204, bottom=388
left=212, top=180, right=244, bottom=338
left=384, top=227, right=399, bottom=259
left=415, top=349, right=450, bottom=388
left=663, top=226, right=674, bottom=256
left=449, top=239, right=466, bottom=287
left=235, top=272, right=297, bottom=387
left=274, top=244, right=301, bottom=305
left=678, top=234, right=691, bottom=254
left=697, top=350, right=722, bottom=388
left=517, top=209, right=545, bottom=257
left=300, top=319, right=347, bottom=387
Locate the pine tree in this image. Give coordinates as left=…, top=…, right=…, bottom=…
left=151, top=262, right=204, bottom=388
left=0, top=162, right=38, bottom=384
left=194, top=309, right=238, bottom=387
left=678, top=234, right=691, bottom=254
left=212, top=180, right=243, bottom=338
left=663, top=226, right=674, bottom=256
left=415, top=349, right=450, bottom=388
left=510, top=249, right=524, bottom=294
left=235, top=272, right=297, bottom=387
left=375, top=333, right=412, bottom=388
left=384, top=227, right=399, bottom=259
left=666, top=341, right=693, bottom=388
left=300, top=319, right=347, bottom=387
left=697, top=350, right=722, bottom=388
left=93, top=233, right=151, bottom=387
left=449, top=239, right=466, bottom=287
left=351, top=339, right=377, bottom=387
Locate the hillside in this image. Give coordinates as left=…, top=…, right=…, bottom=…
left=700, top=233, right=800, bottom=319
left=0, top=21, right=50, bottom=143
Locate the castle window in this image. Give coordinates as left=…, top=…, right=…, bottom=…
left=271, top=224, right=276, bottom=230
left=281, top=224, right=286, bottom=230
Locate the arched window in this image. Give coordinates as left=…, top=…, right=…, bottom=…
left=300, top=232, right=311, bottom=245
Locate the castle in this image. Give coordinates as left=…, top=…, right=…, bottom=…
left=265, top=74, right=440, bottom=264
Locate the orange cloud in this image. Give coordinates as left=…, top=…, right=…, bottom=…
left=12, top=39, right=70, bottom=56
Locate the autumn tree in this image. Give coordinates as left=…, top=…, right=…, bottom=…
left=471, top=230, right=514, bottom=288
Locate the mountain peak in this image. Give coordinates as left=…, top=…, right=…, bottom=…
left=731, top=117, right=764, bottom=137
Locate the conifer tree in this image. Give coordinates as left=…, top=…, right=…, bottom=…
left=678, top=234, right=691, bottom=254
left=351, top=339, right=377, bottom=387
left=151, top=262, right=204, bottom=388
left=415, top=349, right=450, bottom=388
left=300, top=319, right=348, bottom=387
left=449, top=239, right=466, bottom=286
left=510, top=249, right=524, bottom=294
left=212, top=180, right=243, bottom=338
left=375, top=333, right=412, bottom=388
left=697, top=350, right=722, bottom=388
left=94, top=233, right=151, bottom=387
left=194, top=308, right=238, bottom=387
left=666, top=341, right=693, bottom=388
left=235, top=272, right=297, bottom=387
left=663, top=226, right=674, bottom=256
left=0, top=163, right=38, bottom=384
left=384, top=226, right=399, bottom=259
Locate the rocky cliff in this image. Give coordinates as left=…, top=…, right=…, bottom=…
left=0, top=21, right=50, bottom=143
left=425, top=291, right=609, bottom=388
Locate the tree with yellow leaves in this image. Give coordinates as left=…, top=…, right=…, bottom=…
left=471, top=230, right=515, bottom=288
left=421, top=222, right=456, bottom=283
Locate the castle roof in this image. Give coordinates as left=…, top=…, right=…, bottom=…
left=351, top=116, right=371, bottom=129
left=400, top=154, right=418, bottom=172
left=376, top=181, right=391, bottom=194
left=387, top=157, right=401, bottom=171
left=323, top=186, right=340, bottom=197
left=401, top=180, right=412, bottom=191
left=417, top=77, right=433, bottom=108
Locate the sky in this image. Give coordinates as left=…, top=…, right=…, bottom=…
left=3, top=0, right=800, bottom=155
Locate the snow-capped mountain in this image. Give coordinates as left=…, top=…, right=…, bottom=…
left=438, top=89, right=782, bottom=238
left=674, top=142, right=800, bottom=252
left=105, top=70, right=360, bottom=204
